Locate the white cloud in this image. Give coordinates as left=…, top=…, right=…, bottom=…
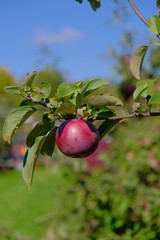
left=33, top=27, right=83, bottom=44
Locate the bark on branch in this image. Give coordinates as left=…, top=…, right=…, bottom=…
left=94, top=112, right=160, bottom=121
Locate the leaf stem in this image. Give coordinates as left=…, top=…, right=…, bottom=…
left=128, top=0, right=148, bottom=26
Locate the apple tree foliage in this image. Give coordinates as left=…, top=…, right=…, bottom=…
left=2, top=0, right=160, bottom=187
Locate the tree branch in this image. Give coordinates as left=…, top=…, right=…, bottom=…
left=128, top=0, right=148, bottom=26
left=94, top=112, right=160, bottom=121
left=20, top=93, right=52, bottom=110
left=19, top=94, right=160, bottom=121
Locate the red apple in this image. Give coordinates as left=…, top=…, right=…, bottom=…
left=56, top=118, right=100, bottom=158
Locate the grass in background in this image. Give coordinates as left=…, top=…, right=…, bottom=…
left=0, top=167, right=69, bottom=240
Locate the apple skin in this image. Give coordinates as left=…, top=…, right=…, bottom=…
left=56, top=119, right=100, bottom=158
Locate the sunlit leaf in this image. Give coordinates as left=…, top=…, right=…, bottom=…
left=77, top=79, right=109, bottom=107
left=55, top=82, right=80, bottom=100
left=149, top=93, right=160, bottom=104
left=4, top=84, right=22, bottom=95
left=68, top=92, right=78, bottom=105
left=83, top=84, right=115, bottom=103
left=133, top=83, right=148, bottom=100
left=130, top=46, right=148, bottom=80
left=148, top=16, right=160, bottom=35
left=145, top=80, right=155, bottom=96
left=40, top=82, right=51, bottom=97
left=84, top=78, right=108, bottom=94
left=23, top=71, right=37, bottom=87
left=74, top=80, right=83, bottom=87
left=76, top=81, right=91, bottom=108
left=133, top=79, right=155, bottom=100
left=49, top=98, right=60, bottom=108
left=3, top=106, right=35, bottom=143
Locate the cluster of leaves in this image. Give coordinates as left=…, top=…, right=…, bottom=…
left=2, top=71, right=122, bottom=187
left=129, top=10, right=160, bottom=112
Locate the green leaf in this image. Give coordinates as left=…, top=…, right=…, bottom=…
left=88, top=94, right=123, bottom=109
left=149, top=93, right=160, bottom=104
left=76, top=81, right=91, bottom=108
left=143, top=80, right=155, bottom=96
left=50, top=98, right=61, bottom=108
left=76, top=78, right=108, bottom=108
left=68, top=92, right=78, bottom=105
left=133, top=83, right=148, bottom=100
left=4, top=84, right=22, bottom=95
left=75, top=0, right=100, bottom=10
left=75, top=93, right=82, bottom=108
left=27, top=120, right=56, bottom=157
left=84, top=78, right=108, bottom=94
left=3, top=106, right=35, bottom=144
left=55, top=82, right=79, bottom=100
left=41, top=127, right=57, bottom=156
left=23, top=71, right=37, bottom=87
left=148, top=16, right=160, bottom=35
left=98, top=119, right=119, bottom=139
left=133, top=79, right=155, bottom=100
left=130, top=46, right=148, bottom=80
left=88, top=0, right=100, bottom=11
left=74, top=80, right=83, bottom=87
left=157, top=0, right=160, bottom=9
left=22, top=135, right=46, bottom=187
left=54, top=103, right=76, bottom=115
left=83, top=84, right=114, bottom=103
left=26, top=121, right=52, bottom=148
left=92, top=107, right=116, bottom=118
left=40, top=82, right=51, bottom=97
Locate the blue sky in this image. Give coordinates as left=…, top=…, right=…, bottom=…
left=0, top=1, right=157, bottom=82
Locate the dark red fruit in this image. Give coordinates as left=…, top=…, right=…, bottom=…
left=56, top=119, right=100, bottom=158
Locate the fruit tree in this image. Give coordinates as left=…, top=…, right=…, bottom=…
left=2, top=0, right=160, bottom=187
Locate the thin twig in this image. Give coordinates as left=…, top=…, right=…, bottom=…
left=20, top=93, right=52, bottom=110
left=19, top=94, right=160, bottom=121
left=128, top=0, right=148, bottom=26
left=94, top=112, right=160, bottom=121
